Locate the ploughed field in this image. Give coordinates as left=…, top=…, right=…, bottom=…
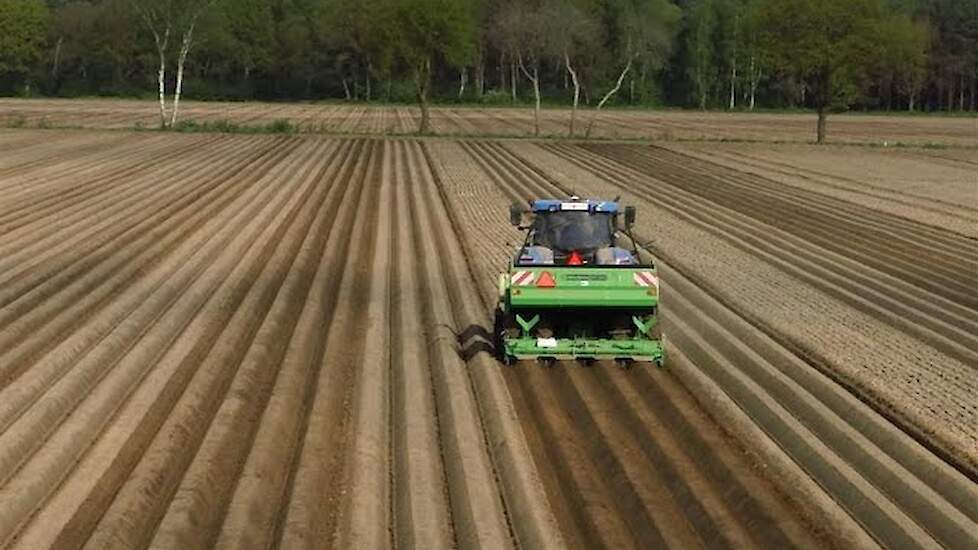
left=1, top=129, right=976, bottom=549
left=2, top=98, right=977, bottom=146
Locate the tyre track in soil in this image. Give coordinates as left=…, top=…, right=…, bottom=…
left=543, top=142, right=978, bottom=360
left=0, top=134, right=224, bottom=263
left=4, top=136, right=349, bottom=547
left=537, top=143, right=978, bottom=368
left=0, top=131, right=112, bottom=167
left=0, top=133, right=562, bottom=549
left=585, top=145, right=978, bottom=309
left=448, top=140, right=978, bottom=549
left=3, top=131, right=973, bottom=549
left=435, top=140, right=827, bottom=550
left=78, top=139, right=368, bottom=550
left=0, top=133, right=133, bottom=178
left=534, top=142, right=978, bottom=474
left=0, top=136, right=297, bottom=389
left=416, top=140, right=565, bottom=550
left=678, top=146, right=978, bottom=222
left=0, top=131, right=65, bottom=154
left=0, top=133, right=214, bottom=235
left=0, top=136, right=297, bottom=456
left=0, top=137, right=342, bottom=547
left=0, top=134, right=162, bottom=198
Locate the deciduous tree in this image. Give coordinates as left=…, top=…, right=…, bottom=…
left=756, top=0, right=888, bottom=143
left=875, top=13, right=929, bottom=111
left=585, top=0, right=680, bottom=137
left=129, top=0, right=221, bottom=127
left=388, top=0, right=475, bottom=134
left=547, top=0, right=600, bottom=136
left=0, top=0, right=47, bottom=93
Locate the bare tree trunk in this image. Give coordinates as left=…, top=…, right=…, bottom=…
left=947, top=77, right=954, bottom=112
left=565, top=51, right=580, bottom=138
left=517, top=54, right=541, bottom=136
left=698, top=69, right=707, bottom=110
left=51, top=36, right=63, bottom=78
left=342, top=78, right=352, bottom=101
left=475, top=57, right=485, bottom=97
left=729, top=62, right=737, bottom=110
left=532, top=69, right=540, bottom=135
left=458, top=68, right=467, bottom=99
left=748, top=55, right=759, bottom=110
left=499, top=52, right=507, bottom=95
left=729, top=14, right=739, bottom=110
left=585, top=57, right=633, bottom=138
left=909, top=93, right=916, bottom=112
left=959, top=75, right=965, bottom=111
left=415, top=58, right=432, bottom=134
left=365, top=69, right=372, bottom=102
left=816, top=107, right=827, bottom=144
left=968, top=74, right=978, bottom=112
left=154, top=27, right=171, bottom=129
left=510, top=59, right=518, bottom=103
left=170, top=22, right=196, bottom=128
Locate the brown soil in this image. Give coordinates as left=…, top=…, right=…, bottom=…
left=2, top=98, right=976, bottom=145
left=1, top=129, right=975, bottom=550
left=663, top=142, right=978, bottom=237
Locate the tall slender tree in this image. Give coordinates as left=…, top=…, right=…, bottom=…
left=686, top=0, right=719, bottom=109
left=129, top=0, right=221, bottom=127
left=548, top=0, right=600, bottom=136
left=585, top=0, right=680, bottom=137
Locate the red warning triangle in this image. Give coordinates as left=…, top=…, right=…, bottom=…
left=537, top=271, right=557, bottom=288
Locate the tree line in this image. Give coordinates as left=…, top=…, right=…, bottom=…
left=1, top=0, right=975, bottom=140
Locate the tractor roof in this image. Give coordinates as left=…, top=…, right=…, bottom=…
left=531, top=199, right=619, bottom=214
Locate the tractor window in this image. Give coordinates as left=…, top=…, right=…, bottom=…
left=530, top=212, right=615, bottom=252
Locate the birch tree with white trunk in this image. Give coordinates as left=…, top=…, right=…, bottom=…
left=585, top=0, right=680, bottom=137
left=130, top=0, right=219, bottom=129
left=547, top=0, right=599, bottom=137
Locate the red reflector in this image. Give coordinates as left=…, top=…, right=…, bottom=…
left=537, top=271, right=557, bottom=288
left=568, top=250, right=584, bottom=265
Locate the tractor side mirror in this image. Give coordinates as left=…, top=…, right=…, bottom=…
left=510, top=203, right=524, bottom=227
left=624, top=206, right=636, bottom=228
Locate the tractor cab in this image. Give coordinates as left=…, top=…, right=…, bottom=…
left=512, top=199, right=643, bottom=267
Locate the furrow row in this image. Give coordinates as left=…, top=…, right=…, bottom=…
left=452, top=140, right=978, bottom=548
left=431, top=139, right=832, bottom=549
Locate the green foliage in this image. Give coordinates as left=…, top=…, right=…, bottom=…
left=755, top=0, right=888, bottom=111
left=389, top=0, right=476, bottom=70
left=874, top=13, right=930, bottom=108
left=0, top=0, right=973, bottom=115
left=686, top=0, right=720, bottom=109
left=0, top=0, right=47, bottom=83
left=171, top=118, right=296, bottom=134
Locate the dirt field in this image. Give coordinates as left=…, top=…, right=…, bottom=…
left=1, top=129, right=976, bottom=549
left=1, top=98, right=976, bottom=145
